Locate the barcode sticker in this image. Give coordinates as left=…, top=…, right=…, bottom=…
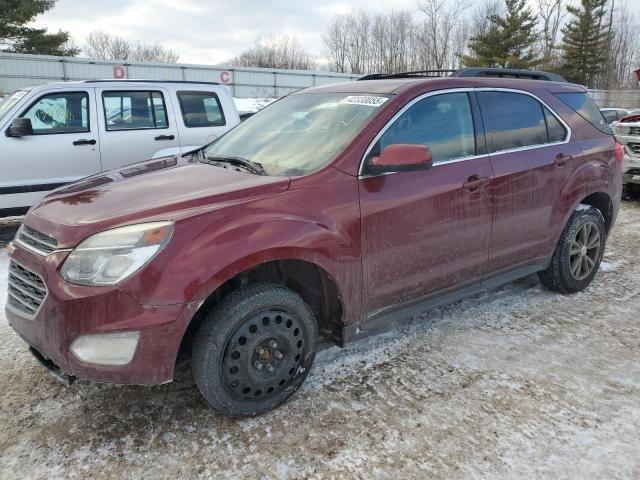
left=340, top=96, right=389, bottom=107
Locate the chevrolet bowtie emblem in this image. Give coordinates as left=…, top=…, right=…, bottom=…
left=5, top=241, right=15, bottom=256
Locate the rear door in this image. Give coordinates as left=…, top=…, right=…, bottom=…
left=359, top=90, right=494, bottom=315
left=0, top=87, right=101, bottom=210
left=175, top=89, right=230, bottom=147
left=476, top=89, right=579, bottom=274
left=96, top=87, right=180, bottom=171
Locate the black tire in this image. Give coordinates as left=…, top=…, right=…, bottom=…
left=538, top=206, right=606, bottom=294
left=192, top=283, right=318, bottom=417
left=626, top=184, right=640, bottom=200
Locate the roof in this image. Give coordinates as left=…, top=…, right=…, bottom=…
left=299, top=76, right=584, bottom=96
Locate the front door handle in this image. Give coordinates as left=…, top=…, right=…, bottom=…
left=73, top=139, right=96, bottom=146
left=463, top=175, right=489, bottom=191
left=555, top=153, right=572, bottom=166
left=155, top=134, right=175, bottom=141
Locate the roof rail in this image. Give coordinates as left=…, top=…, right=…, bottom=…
left=83, top=79, right=220, bottom=85
left=358, top=70, right=456, bottom=81
left=451, top=68, right=566, bottom=82
left=358, top=67, right=566, bottom=83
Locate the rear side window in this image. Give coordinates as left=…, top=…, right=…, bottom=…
left=376, top=92, right=475, bottom=164
left=544, top=107, right=567, bottom=143
left=21, top=92, right=89, bottom=134
left=177, top=91, right=226, bottom=127
left=103, top=91, right=168, bottom=131
left=477, top=91, right=549, bottom=153
left=555, top=92, right=610, bottom=134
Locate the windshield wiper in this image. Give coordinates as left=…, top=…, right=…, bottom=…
left=202, top=155, right=267, bottom=176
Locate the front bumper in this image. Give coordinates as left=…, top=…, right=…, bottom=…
left=5, top=243, right=195, bottom=385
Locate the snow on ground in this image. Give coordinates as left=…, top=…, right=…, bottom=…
left=233, top=97, right=274, bottom=114
left=1, top=202, right=639, bottom=479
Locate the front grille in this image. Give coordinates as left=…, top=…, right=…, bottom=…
left=628, top=143, right=640, bottom=155
left=7, top=260, right=47, bottom=318
left=17, top=225, right=59, bottom=254
left=629, top=127, right=640, bottom=136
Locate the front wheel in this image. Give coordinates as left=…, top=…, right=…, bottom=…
left=538, top=206, right=606, bottom=294
left=192, top=283, right=317, bottom=417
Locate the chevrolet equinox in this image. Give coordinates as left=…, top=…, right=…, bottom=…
left=6, top=71, right=623, bottom=416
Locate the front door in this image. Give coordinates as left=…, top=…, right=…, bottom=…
left=0, top=88, right=102, bottom=209
left=359, top=91, right=494, bottom=316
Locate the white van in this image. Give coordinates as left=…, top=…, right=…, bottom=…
left=0, top=80, right=240, bottom=215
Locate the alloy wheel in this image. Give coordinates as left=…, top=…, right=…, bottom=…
left=569, top=221, right=601, bottom=281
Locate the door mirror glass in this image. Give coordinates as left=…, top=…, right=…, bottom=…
left=7, top=117, right=33, bottom=137
left=371, top=144, right=433, bottom=172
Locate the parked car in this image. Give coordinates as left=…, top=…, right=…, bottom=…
left=599, top=107, right=632, bottom=125
left=6, top=69, right=622, bottom=416
left=611, top=111, right=640, bottom=198
left=0, top=80, right=240, bottom=216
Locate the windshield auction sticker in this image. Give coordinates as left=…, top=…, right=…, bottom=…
left=340, top=96, right=389, bottom=107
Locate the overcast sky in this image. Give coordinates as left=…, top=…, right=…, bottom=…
left=32, top=0, right=423, bottom=65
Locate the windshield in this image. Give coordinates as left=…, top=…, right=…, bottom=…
left=203, top=93, right=390, bottom=176
left=0, top=89, right=30, bottom=122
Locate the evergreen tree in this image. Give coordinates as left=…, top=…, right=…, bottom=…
left=462, top=0, right=540, bottom=69
left=560, top=0, right=609, bottom=87
left=0, top=0, right=78, bottom=56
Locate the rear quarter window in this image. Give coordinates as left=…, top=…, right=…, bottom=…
left=555, top=92, right=611, bottom=134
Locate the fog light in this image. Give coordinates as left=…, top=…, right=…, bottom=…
left=70, top=332, right=140, bottom=366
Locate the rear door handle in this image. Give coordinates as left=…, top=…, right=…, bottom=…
left=463, top=175, right=489, bottom=191
left=555, top=153, right=572, bottom=166
left=72, top=139, right=96, bottom=146
left=155, top=134, right=175, bottom=141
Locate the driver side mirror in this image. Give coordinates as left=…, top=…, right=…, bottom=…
left=7, top=117, right=33, bottom=137
left=369, top=144, right=433, bottom=173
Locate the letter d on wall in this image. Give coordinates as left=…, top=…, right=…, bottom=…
left=113, top=66, right=127, bottom=79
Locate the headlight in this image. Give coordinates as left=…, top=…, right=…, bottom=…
left=61, top=222, right=173, bottom=286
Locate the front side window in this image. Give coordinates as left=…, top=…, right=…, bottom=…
left=373, top=92, right=475, bottom=165
left=178, top=91, right=225, bottom=127
left=103, top=91, right=168, bottom=131
left=555, top=92, right=610, bottom=134
left=202, top=93, right=388, bottom=176
left=21, top=92, right=89, bottom=134
left=477, top=91, right=549, bottom=153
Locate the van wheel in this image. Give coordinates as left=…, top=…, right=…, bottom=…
left=538, top=206, right=606, bottom=294
left=192, top=283, right=317, bottom=417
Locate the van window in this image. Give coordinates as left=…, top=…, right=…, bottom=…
left=103, top=91, right=168, bottom=131
left=21, top=92, right=89, bottom=134
left=177, top=91, right=225, bottom=127
left=554, top=92, right=610, bottom=134
left=477, top=91, right=549, bottom=153
left=375, top=92, right=475, bottom=164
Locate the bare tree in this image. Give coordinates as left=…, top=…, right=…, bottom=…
left=536, top=0, right=566, bottom=68
left=323, top=16, right=349, bottom=73
left=599, top=0, right=640, bottom=88
left=417, top=0, right=472, bottom=70
left=84, top=30, right=179, bottom=63
left=229, top=35, right=315, bottom=70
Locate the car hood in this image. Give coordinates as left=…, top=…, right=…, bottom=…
left=26, top=155, right=291, bottom=247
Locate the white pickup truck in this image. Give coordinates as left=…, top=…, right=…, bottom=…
left=612, top=111, right=640, bottom=199
left=0, top=80, right=240, bottom=215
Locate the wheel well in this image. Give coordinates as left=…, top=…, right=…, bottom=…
left=581, top=192, right=613, bottom=233
left=179, top=260, right=344, bottom=355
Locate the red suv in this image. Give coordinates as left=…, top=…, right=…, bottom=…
left=6, top=70, right=622, bottom=416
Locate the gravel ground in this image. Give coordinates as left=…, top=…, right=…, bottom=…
left=1, top=203, right=639, bottom=479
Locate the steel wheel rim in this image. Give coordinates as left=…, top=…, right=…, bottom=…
left=569, top=221, right=601, bottom=280
left=221, top=309, right=307, bottom=401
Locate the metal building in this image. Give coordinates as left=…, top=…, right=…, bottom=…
left=0, top=53, right=361, bottom=98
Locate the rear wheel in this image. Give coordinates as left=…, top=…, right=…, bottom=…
left=192, top=283, right=317, bottom=417
left=538, top=206, right=606, bottom=293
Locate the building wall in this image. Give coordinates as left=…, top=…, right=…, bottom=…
left=0, top=53, right=361, bottom=98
